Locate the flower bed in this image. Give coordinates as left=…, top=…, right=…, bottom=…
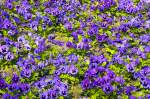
left=0, top=0, right=150, bottom=99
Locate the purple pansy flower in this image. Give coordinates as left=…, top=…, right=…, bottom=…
left=96, top=34, right=109, bottom=42
left=5, top=52, right=14, bottom=61
left=126, top=63, right=135, bottom=73
left=68, top=65, right=78, bottom=75
left=3, top=93, right=13, bottom=99
left=8, top=83, right=19, bottom=92
left=115, top=76, right=125, bottom=85
left=81, top=78, right=91, bottom=90
left=102, top=83, right=114, bottom=94
left=0, top=45, right=9, bottom=54
left=0, top=79, right=7, bottom=89
left=12, top=73, right=20, bottom=83
left=40, top=92, right=48, bottom=99
left=20, top=69, right=31, bottom=78
left=19, top=83, right=30, bottom=94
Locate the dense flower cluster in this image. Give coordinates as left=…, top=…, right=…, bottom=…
left=0, top=0, right=150, bottom=98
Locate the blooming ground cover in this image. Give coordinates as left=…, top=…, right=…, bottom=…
left=0, top=0, right=150, bottom=99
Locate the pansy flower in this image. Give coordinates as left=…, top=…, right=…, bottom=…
left=66, top=41, right=75, bottom=48
left=5, top=52, right=14, bottom=61
left=30, top=21, right=38, bottom=31
left=144, top=46, right=150, bottom=53
left=12, top=73, right=20, bottom=83
left=0, top=79, right=7, bottom=89
left=3, top=93, right=13, bottom=99
left=68, top=65, right=78, bottom=75
left=125, top=86, right=136, bottom=95
left=81, top=78, right=92, bottom=90
left=140, top=78, right=150, bottom=89
left=40, top=92, right=48, bottom=99
left=8, top=83, right=19, bottom=92
left=115, top=76, right=125, bottom=85
left=20, top=69, right=31, bottom=78
left=19, top=83, right=30, bottom=94
left=47, top=89, right=57, bottom=99
left=96, top=34, right=109, bottom=42
left=106, top=69, right=116, bottom=79
left=35, top=80, right=47, bottom=89
left=126, top=63, right=135, bottom=73
left=0, top=45, right=9, bottom=54
left=59, top=90, right=68, bottom=96
left=88, top=68, right=98, bottom=77
left=59, top=66, right=68, bottom=74
left=93, top=77, right=105, bottom=88
left=102, top=83, right=114, bottom=94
